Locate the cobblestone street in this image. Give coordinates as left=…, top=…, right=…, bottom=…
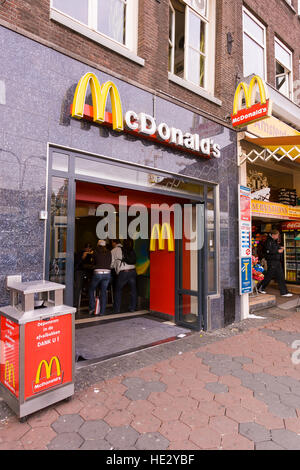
left=1, top=307, right=300, bottom=450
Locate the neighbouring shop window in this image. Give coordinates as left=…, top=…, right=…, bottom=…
left=51, top=0, right=138, bottom=53
left=275, top=38, right=293, bottom=100
left=49, top=177, right=69, bottom=285
left=168, top=0, right=212, bottom=89
left=243, top=8, right=266, bottom=80
left=207, top=199, right=216, bottom=294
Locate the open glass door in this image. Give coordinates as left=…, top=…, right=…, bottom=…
left=175, top=202, right=205, bottom=331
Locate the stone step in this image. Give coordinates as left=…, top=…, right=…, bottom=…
left=249, top=294, right=276, bottom=313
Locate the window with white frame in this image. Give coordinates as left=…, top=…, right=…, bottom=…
left=168, top=0, right=215, bottom=90
left=243, top=8, right=266, bottom=80
left=275, top=38, right=293, bottom=100
left=51, top=0, right=140, bottom=63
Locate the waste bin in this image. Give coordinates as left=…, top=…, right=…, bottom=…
left=0, top=276, right=76, bottom=420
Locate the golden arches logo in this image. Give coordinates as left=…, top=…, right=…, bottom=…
left=4, top=361, right=15, bottom=388
left=35, top=357, right=61, bottom=384
left=71, top=72, right=123, bottom=131
left=232, top=75, right=268, bottom=116
left=150, top=223, right=175, bottom=252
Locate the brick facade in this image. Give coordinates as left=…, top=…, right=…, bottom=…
left=0, top=0, right=299, bottom=125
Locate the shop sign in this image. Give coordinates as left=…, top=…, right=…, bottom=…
left=150, top=223, right=175, bottom=252
left=0, top=317, right=19, bottom=398
left=238, top=186, right=252, bottom=295
left=71, top=73, right=221, bottom=159
left=231, top=76, right=272, bottom=128
left=281, top=221, right=300, bottom=231
left=24, top=315, right=72, bottom=400
left=251, top=200, right=300, bottom=221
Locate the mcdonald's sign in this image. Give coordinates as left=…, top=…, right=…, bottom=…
left=35, top=356, right=61, bottom=384
left=4, top=361, right=15, bottom=389
left=150, top=223, right=175, bottom=252
left=231, top=76, right=272, bottom=128
left=71, top=72, right=123, bottom=131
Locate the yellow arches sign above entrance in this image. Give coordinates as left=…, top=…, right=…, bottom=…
left=71, top=72, right=124, bottom=131
left=150, top=223, right=175, bottom=252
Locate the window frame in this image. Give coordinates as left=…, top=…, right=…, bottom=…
left=242, top=7, right=267, bottom=81
left=274, top=37, right=293, bottom=101
left=168, top=0, right=216, bottom=97
left=50, top=0, right=144, bottom=66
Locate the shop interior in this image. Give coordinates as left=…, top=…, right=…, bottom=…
left=247, top=160, right=300, bottom=306
left=72, top=180, right=199, bottom=363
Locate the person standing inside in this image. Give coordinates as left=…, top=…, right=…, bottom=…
left=258, top=229, right=292, bottom=297
left=112, top=239, right=137, bottom=313
left=89, top=240, right=112, bottom=315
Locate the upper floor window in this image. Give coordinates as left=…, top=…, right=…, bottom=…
left=169, top=0, right=215, bottom=91
left=243, top=8, right=266, bottom=80
left=275, top=38, right=293, bottom=100
left=51, top=0, right=142, bottom=65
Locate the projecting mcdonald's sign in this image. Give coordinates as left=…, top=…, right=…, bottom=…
left=231, top=76, right=272, bottom=128
left=71, top=73, right=221, bottom=159
left=150, top=223, right=175, bottom=252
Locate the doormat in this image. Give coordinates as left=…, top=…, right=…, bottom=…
left=75, top=316, right=191, bottom=362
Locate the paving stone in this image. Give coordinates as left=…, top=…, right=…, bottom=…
left=79, top=420, right=110, bottom=440
left=239, top=422, right=271, bottom=443
left=21, top=427, right=56, bottom=450
left=279, top=393, right=300, bottom=409
left=268, top=402, right=297, bottom=419
left=240, top=377, right=267, bottom=394
left=47, top=432, right=84, bottom=450
left=51, top=414, right=84, bottom=434
left=122, top=377, right=146, bottom=388
left=255, top=441, right=285, bottom=450
left=205, top=382, right=229, bottom=394
left=80, top=439, right=112, bottom=450
left=195, top=351, right=217, bottom=360
left=276, top=376, right=300, bottom=389
left=145, top=381, right=166, bottom=393
left=189, top=426, right=222, bottom=449
left=271, top=429, right=300, bottom=450
left=253, top=373, right=279, bottom=386
left=136, top=432, right=170, bottom=450
left=265, top=381, right=290, bottom=395
left=254, top=391, right=281, bottom=406
left=232, top=356, right=253, bottom=365
left=105, top=425, right=139, bottom=449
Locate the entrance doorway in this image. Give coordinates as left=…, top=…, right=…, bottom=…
left=46, top=147, right=214, bottom=333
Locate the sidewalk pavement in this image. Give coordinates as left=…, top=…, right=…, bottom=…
left=2, top=306, right=300, bottom=450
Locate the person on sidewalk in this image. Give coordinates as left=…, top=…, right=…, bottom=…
left=258, top=229, right=292, bottom=298
left=89, top=240, right=112, bottom=315
left=112, top=239, right=137, bottom=313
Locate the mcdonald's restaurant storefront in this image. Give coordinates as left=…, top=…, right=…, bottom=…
left=0, top=26, right=241, bottom=361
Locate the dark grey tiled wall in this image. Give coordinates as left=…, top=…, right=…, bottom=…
left=0, top=26, right=240, bottom=327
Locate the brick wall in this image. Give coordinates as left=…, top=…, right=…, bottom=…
left=0, top=0, right=299, bottom=123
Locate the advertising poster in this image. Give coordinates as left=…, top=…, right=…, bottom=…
left=239, top=186, right=252, bottom=295
left=24, top=315, right=72, bottom=400
left=0, top=317, right=19, bottom=398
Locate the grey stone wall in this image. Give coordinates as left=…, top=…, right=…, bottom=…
left=0, top=26, right=240, bottom=327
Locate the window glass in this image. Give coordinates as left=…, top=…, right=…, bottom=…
left=52, top=152, right=69, bottom=172
left=97, top=0, right=127, bottom=45
left=52, top=0, right=89, bottom=24
left=243, top=9, right=265, bottom=79
left=243, top=34, right=265, bottom=78
left=275, top=41, right=292, bottom=70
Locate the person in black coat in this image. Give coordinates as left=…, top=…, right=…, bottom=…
left=258, top=230, right=292, bottom=297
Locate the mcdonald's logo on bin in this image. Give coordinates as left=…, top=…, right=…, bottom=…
left=4, top=361, right=15, bottom=390
left=71, top=72, right=123, bottom=131
left=150, top=223, right=175, bottom=252
left=33, top=356, right=63, bottom=394
left=231, top=75, right=272, bottom=128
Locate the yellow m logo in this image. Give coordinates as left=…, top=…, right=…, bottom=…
left=71, top=72, right=123, bottom=131
left=35, top=357, right=61, bottom=384
left=232, top=75, right=268, bottom=116
left=150, top=223, right=175, bottom=252
left=5, top=362, right=15, bottom=388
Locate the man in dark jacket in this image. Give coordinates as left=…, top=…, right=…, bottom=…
left=258, top=230, right=292, bottom=297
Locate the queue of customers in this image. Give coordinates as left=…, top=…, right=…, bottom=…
left=77, top=239, right=137, bottom=316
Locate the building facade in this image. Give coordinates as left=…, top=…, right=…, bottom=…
left=0, top=0, right=299, bottom=330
